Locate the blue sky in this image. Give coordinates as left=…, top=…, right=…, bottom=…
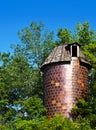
left=0, top=0, right=96, bottom=53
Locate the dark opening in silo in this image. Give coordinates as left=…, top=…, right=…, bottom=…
left=72, top=46, right=77, bottom=57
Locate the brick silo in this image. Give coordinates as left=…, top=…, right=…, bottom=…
left=41, top=42, right=91, bottom=118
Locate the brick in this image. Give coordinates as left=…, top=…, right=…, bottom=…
left=43, top=59, right=89, bottom=118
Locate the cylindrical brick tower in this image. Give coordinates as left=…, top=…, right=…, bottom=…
left=41, top=42, right=91, bottom=118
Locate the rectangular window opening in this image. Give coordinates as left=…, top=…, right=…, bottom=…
left=72, top=46, right=77, bottom=57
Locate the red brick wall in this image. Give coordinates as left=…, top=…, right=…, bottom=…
left=43, top=58, right=89, bottom=118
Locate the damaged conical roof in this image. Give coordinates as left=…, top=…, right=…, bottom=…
left=41, top=42, right=91, bottom=70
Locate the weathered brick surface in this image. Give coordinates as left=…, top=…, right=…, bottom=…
left=43, top=58, right=89, bottom=118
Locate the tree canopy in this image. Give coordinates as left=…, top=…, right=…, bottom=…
left=0, top=21, right=96, bottom=129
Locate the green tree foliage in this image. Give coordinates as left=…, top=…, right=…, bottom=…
left=0, top=21, right=96, bottom=129
left=15, top=115, right=86, bottom=130
left=0, top=21, right=55, bottom=129
left=22, top=96, right=46, bottom=120
left=13, top=21, right=56, bottom=68
left=75, top=22, right=96, bottom=45
left=57, top=28, right=73, bottom=44
left=0, top=53, right=45, bottom=127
